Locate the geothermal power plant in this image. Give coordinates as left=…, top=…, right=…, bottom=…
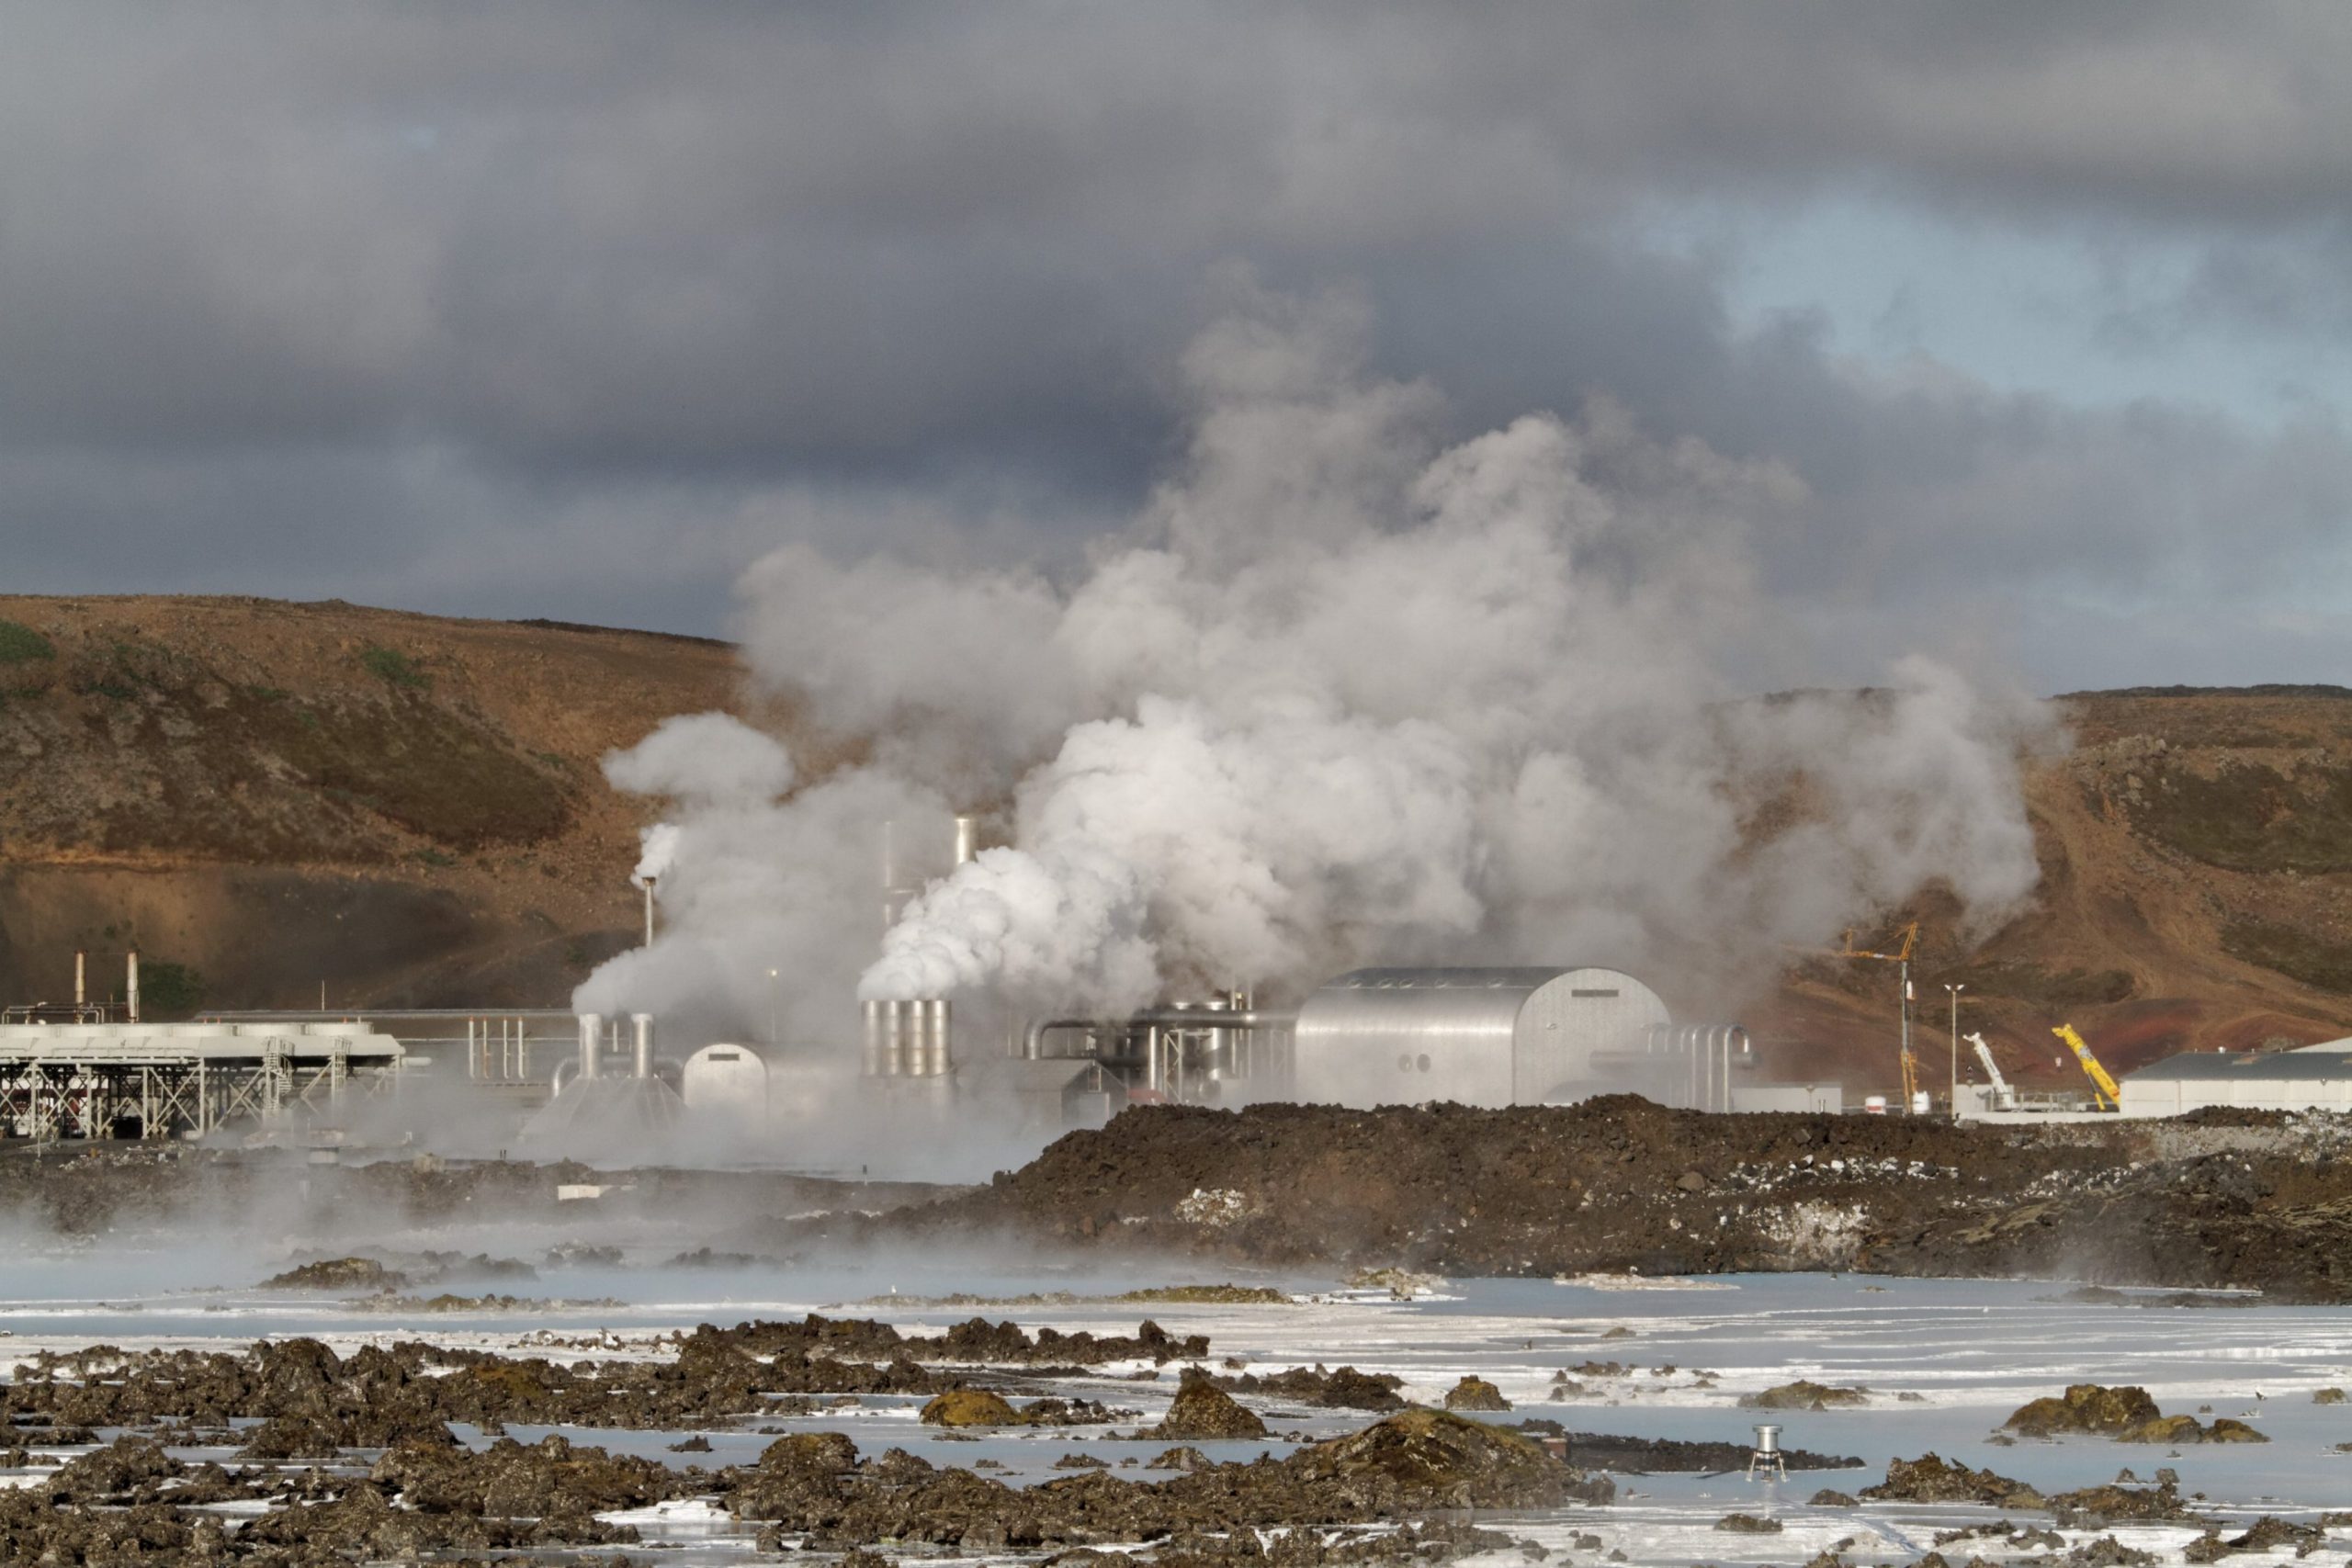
left=3, top=813, right=2344, bottom=1148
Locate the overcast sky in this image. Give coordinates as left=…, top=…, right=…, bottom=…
left=6, top=2, right=2348, bottom=693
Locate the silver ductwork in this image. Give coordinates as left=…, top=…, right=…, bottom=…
left=577, top=1010, right=603, bottom=1082
left=861, top=998, right=953, bottom=1078
left=631, top=1012, right=655, bottom=1078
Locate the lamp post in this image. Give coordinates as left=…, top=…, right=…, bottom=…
left=1943, top=983, right=1966, bottom=1121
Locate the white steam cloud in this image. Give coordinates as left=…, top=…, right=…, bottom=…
left=580, top=281, right=2047, bottom=1056
left=632, top=823, right=681, bottom=887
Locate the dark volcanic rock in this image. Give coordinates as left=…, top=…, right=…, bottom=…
left=1442, top=1375, right=1510, bottom=1412
left=1742, top=1379, right=1868, bottom=1409
left=1862, top=1453, right=2047, bottom=1510
left=1156, top=1371, right=1269, bottom=1438
left=259, top=1256, right=407, bottom=1292
left=2006, top=1382, right=2162, bottom=1437
left=2007, top=1383, right=2271, bottom=1445
left=1218, top=1363, right=1406, bottom=1410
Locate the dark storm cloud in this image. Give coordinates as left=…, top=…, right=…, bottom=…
left=2, top=2, right=2347, bottom=682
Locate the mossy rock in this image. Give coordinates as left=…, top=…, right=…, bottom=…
left=1442, top=1376, right=1511, bottom=1412
left=1156, top=1375, right=1267, bottom=1439
left=919, top=1389, right=1021, bottom=1427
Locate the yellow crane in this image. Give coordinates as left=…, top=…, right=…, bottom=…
left=1841, top=922, right=1923, bottom=1110
left=2052, top=1022, right=2122, bottom=1111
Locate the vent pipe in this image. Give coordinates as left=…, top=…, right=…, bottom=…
left=577, top=1011, right=603, bottom=1082
left=954, top=815, right=978, bottom=866
left=74, top=951, right=85, bottom=1009
left=631, top=1013, right=655, bottom=1078
left=126, top=949, right=141, bottom=1023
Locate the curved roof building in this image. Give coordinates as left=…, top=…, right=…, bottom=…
left=1290, top=965, right=1670, bottom=1109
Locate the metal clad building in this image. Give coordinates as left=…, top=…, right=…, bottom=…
left=1291, top=966, right=1670, bottom=1109
left=2120, top=1049, right=2352, bottom=1117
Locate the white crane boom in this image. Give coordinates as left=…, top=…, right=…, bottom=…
left=1966, top=1032, right=2015, bottom=1110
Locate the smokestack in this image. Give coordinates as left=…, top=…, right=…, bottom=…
left=74, top=951, right=85, bottom=1009
left=954, top=815, right=978, bottom=866
left=631, top=1013, right=654, bottom=1078
left=922, top=998, right=953, bottom=1076
left=578, top=1011, right=603, bottom=1082
left=861, top=1000, right=886, bottom=1077
left=126, top=949, right=141, bottom=1023
left=643, top=877, right=656, bottom=948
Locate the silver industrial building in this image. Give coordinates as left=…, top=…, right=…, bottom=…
left=1291, top=966, right=1680, bottom=1109
left=2120, top=1041, right=2352, bottom=1117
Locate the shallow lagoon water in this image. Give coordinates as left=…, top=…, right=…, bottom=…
left=6, top=1255, right=2352, bottom=1562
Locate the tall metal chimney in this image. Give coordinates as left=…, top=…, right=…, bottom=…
left=126, top=949, right=141, bottom=1023
left=577, top=1011, right=603, bottom=1082
left=921, top=998, right=953, bottom=1076
left=631, top=1013, right=655, bottom=1079
left=74, top=951, right=85, bottom=1009
left=642, top=877, right=656, bottom=948
left=954, top=815, right=978, bottom=867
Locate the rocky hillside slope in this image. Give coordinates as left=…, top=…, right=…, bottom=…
left=0, top=595, right=744, bottom=1010
left=1, top=596, right=2347, bottom=1093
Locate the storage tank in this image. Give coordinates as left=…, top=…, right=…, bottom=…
left=1291, top=966, right=1670, bottom=1109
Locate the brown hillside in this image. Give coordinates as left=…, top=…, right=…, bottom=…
left=1752, top=685, right=2352, bottom=1097
left=2, top=597, right=2347, bottom=1096
left=0, top=596, right=745, bottom=1011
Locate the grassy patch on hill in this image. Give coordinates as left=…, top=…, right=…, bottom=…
left=252, top=694, right=569, bottom=850
left=0, top=620, right=55, bottom=665
left=2222, top=919, right=2352, bottom=995
left=2131, top=761, right=2352, bottom=874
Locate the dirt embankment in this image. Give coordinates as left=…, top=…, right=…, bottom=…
left=851, top=1098, right=2352, bottom=1301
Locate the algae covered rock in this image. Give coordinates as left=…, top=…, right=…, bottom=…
left=919, top=1389, right=1022, bottom=1427
left=1286, top=1406, right=1609, bottom=1508
left=1741, top=1380, right=1868, bottom=1410
left=2006, top=1383, right=2270, bottom=1445
left=1154, top=1372, right=1268, bottom=1439
left=2202, top=1417, right=2267, bottom=1444
left=1443, top=1376, right=1511, bottom=1413
left=260, top=1257, right=409, bottom=1292
left=2006, top=1383, right=2162, bottom=1438
left=1861, top=1452, right=2045, bottom=1509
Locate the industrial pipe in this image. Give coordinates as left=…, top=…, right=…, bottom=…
left=578, top=1010, right=603, bottom=1082
left=631, top=1012, right=655, bottom=1079
left=1022, top=1010, right=1292, bottom=1061
left=74, top=951, right=85, bottom=1009
left=126, top=950, right=140, bottom=1024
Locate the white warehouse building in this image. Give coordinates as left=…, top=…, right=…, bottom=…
left=2120, top=1041, right=2352, bottom=1117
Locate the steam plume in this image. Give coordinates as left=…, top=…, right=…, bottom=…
left=582, top=282, right=2047, bottom=1045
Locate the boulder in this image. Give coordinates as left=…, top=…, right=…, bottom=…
left=1443, top=1376, right=1511, bottom=1413
left=919, top=1389, right=1022, bottom=1427
left=1154, top=1374, right=1268, bottom=1440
